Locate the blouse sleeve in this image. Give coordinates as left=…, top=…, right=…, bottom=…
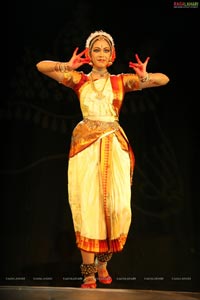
left=122, top=73, right=141, bottom=92
left=59, top=70, right=82, bottom=89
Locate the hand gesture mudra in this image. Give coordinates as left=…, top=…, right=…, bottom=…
left=68, top=47, right=90, bottom=69
left=129, top=54, right=150, bottom=78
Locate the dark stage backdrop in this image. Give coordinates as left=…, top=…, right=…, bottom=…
left=2, top=0, right=199, bottom=292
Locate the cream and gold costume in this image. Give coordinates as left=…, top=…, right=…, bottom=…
left=61, top=72, right=140, bottom=253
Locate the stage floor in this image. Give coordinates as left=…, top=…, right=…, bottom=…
left=0, top=286, right=200, bottom=300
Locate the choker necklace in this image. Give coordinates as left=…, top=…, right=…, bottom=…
left=91, top=69, right=108, bottom=77
left=90, top=73, right=109, bottom=100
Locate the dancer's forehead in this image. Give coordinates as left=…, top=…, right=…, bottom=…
left=91, top=39, right=111, bottom=50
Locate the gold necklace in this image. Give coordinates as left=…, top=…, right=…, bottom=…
left=90, top=73, right=109, bottom=100
left=91, top=69, right=108, bottom=77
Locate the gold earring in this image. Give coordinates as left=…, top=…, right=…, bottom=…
left=107, top=61, right=113, bottom=66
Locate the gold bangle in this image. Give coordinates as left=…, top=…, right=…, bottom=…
left=55, top=62, right=72, bottom=73
left=54, top=62, right=60, bottom=72
left=60, top=63, right=71, bottom=73
left=139, top=73, right=149, bottom=82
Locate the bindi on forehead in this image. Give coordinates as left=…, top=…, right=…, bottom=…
left=93, top=39, right=111, bottom=49
left=93, top=44, right=110, bottom=50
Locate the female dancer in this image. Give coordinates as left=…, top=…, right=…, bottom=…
left=36, top=30, right=169, bottom=288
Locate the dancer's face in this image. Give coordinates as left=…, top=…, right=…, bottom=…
left=90, top=39, right=112, bottom=68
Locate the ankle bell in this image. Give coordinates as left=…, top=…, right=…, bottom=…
left=96, top=252, right=113, bottom=263
left=80, top=263, right=97, bottom=277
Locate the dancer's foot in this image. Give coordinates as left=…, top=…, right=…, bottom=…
left=81, top=275, right=96, bottom=288
left=96, top=259, right=112, bottom=284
